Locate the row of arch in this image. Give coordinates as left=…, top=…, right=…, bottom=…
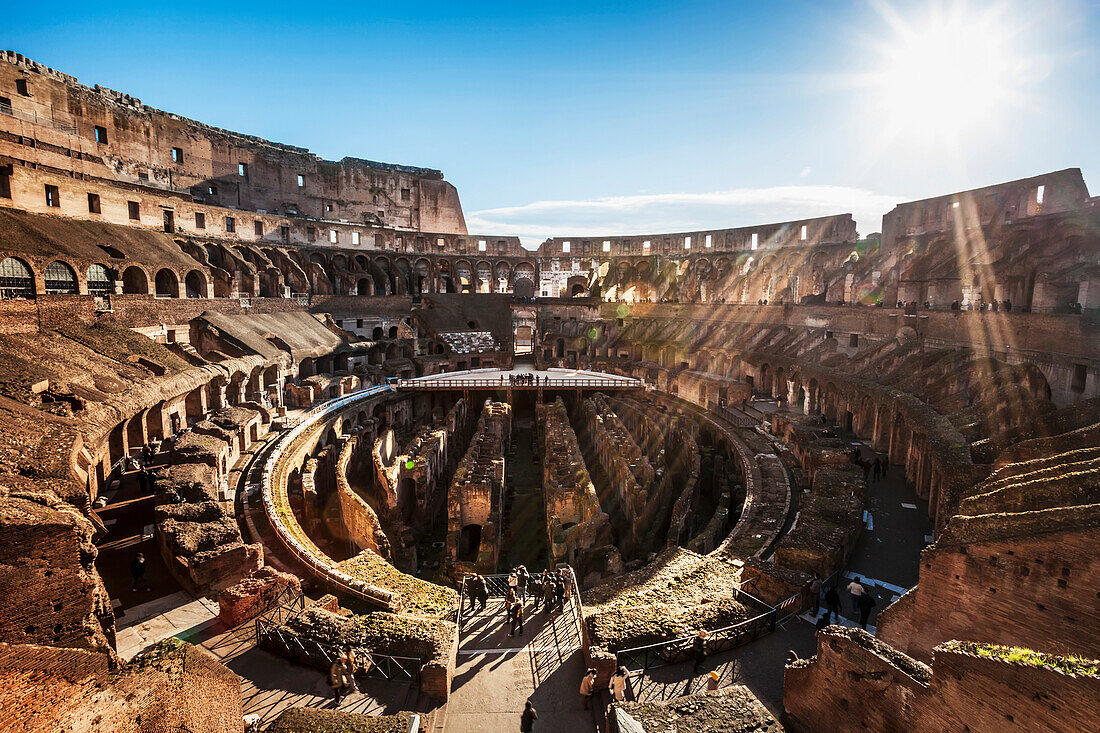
left=0, top=255, right=215, bottom=299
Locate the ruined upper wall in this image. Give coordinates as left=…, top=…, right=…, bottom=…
left=537, top=214, right=858, bottom=257
left=0, top=51, right=467, bottom=233
left=881, top=168, right=1090, bottom=252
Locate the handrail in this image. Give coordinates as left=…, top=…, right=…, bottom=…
left=260, top=385, right=400, bottom=608
left=395, top=377, right=645, bottom=389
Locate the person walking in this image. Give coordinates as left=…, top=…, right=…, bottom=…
left=692, top=630, right=708, bottom=673
left=580, top=669, right=597, bottom=710
left=330, top=652, right=354, bottom=705
left=465, top=574, right=479, bottom=615
left=520, top=700, right=538, bottom=732
left=609, top=666, right=628, bottom=703
left=341, top=645, right=363, bottom=693
left=824, top=585, right=841, bottom=624
left=554, top=576, right=566, bottom=613
left=531, top=571, right=544, bottom=612
left=508, top=600, right=525, bottom=637
left=808, top=572, right=822, bottom=617
left=847, top=576, right=867, bottom=614
left=130, top=552, right=150, bottom=591
left=561, top=566, right=573, bottom=599
left=857, top=593, right=877, bottom=629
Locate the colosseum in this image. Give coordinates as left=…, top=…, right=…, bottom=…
left=0, top=48, right=1097, bottom=733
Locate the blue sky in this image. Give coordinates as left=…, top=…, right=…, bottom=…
left=6, top=0, right=1097, bottom=245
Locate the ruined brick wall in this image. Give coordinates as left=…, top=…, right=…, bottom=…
left=0, top=640, right=244, bottom=733
left=0, top=490, right=114, bottom=654
left=876, top=512, right=1100, bottom=663
left=0, top=52, right=466, bottom=234
left=334, top=435, right=389, bottom=558
left=446, top=401, right=510, bottom=574
left=538, top=397, right=619, bottom=582
left=784, top=627, right=1100, bottom=733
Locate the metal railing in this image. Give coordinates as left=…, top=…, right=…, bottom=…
left=254, top=586, right=422, bottom=685
left=395, top=377, right=644, bottom=390
left=613, top=584, right=777, bottom=674
left=615, top=605, right=777, bottom=674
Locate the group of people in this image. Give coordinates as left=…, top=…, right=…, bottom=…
left=851, top=448, right=889, bottom=483
left=507, top=373, right=540, bottom=386
left=806, top=572, right=877, bottom=630
left=463, top=566, right=575, bottom=630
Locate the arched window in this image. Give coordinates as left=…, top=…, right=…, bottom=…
left=0, top=257, right=34, bottom=299
left=185, top=270, right=206, bottom=299
left=87, top=264, right=112, bottom=295
left=43, top=260, right=78, bottom=294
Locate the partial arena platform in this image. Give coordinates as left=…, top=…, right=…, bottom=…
left=393, top=367, right=645, bottom=391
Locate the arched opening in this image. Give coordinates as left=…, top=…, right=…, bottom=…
left=154, top=269, right=179, bottom=298
left=513, top=278, right=535, bottom=298
left=0, top=257, right=35, bottom=299
left=43, top=260, right=78, bottom=294
left=184, top=270, right=207, bottom=299
left=555, top=338, right=565, bottom=358
left=357, top=278, right=371, bottom=296
left=372, top=326, right=384, bottom=340
left=459, top=524, right=482, bottom=562
left=571, top=283, right=586, bottom=297
left=389, top=325, right=399, bottom=338
left=86, top=264, right=113, bottom=296
left=121, top=266, right=148, bottom=295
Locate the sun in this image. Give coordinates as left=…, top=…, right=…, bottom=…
left=870, top=1, right=1023, bottom=142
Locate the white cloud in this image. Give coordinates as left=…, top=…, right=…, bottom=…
left=800, top=167, right=812, bottom=178
left=467, top=185, right=905, bottom=247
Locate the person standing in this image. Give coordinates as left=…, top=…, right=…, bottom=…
left=542, top=574, right=554, bottom=613
left=691, top=630, right=708, bottom=673
left=808, top=572, right=822, bottom=617
left=609, top=666, right=628, bottom=704
left=517, top=565, right=529, bottom=602
left=465, top=574, right=479, bottom=614
left=130, top=552, right=150, bottom=591
left=824, top=585, right=841, bottom=624
left=847, top=576, right=867, bottom=614
left=554, top=576, right=566, bottom=613
left=580, top=669, right=597, bottom=710
left=520, top=700, right=538, bottom=732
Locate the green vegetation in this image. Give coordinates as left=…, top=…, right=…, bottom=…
left=950, top=641, right=1100, bottom=676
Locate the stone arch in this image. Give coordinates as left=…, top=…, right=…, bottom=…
left=371, top=257, right=391, bottom=295
left=155, top=269, right=179, bottom=298
left=86, top=263, right=114, bottom=296
left=184, top=269, right=207, bottom=299
left=43, top=260, right=78, bottom=295
left=121, top=266, right=149, bottom=295
left=0, top=256, right=35, bottom=299
left=455, top=259, right=474, bottom=294
left=356, top=277, right=372, bottom=296
left=414, top=258, right=432, bottom=294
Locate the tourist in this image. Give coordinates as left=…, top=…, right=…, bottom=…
left=609, top=666, right=628, bottom=703
left=707, top=670, right=720, bottom=691
left=857, top=592, right=877, bottom=629
left=823, top=585, right=841, bottom=623
left=580, top=668, right=597, bottom=710
left=472, top=573, right=488, bottom=613
left=561, top=566, right=573, bottom=599
left=517, top=565, right=529, bottom=601
left=506, top=586, right=517, bottom=609
left=136, top=467, right=150, bottom=493
left=130, top=552, right=150, bottom=592
left=508, top=600, right=524, bottom=637
left=847, top=576, right=867, bottom=613
left=342, top=645, right=363, bottom=692
left=808, top=572, right=822, bottom=617
left=692, top=629, right=708, bottom=673
left=520, top=700, right=538, bottom=732
left=465, top=574, right=479, bottom=614
left=542, top=575, right=555, bottom=613
left=329, top=651, right=355, bottom=705
left=553, top=575, right=566, bottom=612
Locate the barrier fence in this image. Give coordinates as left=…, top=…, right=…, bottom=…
left=395, top=377, right=645, bottom=391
